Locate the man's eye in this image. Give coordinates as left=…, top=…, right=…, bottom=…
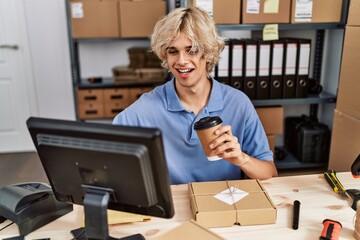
left=187, top=49, right=199, bottom=55
left=167, top=49, right=177, bottom=55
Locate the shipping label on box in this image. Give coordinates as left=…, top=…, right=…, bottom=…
left=188, top=180, right=277, bottom=228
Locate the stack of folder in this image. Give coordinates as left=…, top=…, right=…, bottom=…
left=214, top=38, right=312, bottom=100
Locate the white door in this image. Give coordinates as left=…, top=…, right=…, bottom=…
left=0, top=0, right=37, bottom=153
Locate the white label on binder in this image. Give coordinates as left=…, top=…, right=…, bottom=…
left=71, top=3, right=84, bottom=19
left=246, top=45, right=257, bottom=77
left=247, top=0, right=260, bottom=14
left=232, top=44, right=243, bottom=77
left=285, top=43, right=297, bottom=75
left=214, top=187, right=249, bottom=205
left=299, top=44, right=310, bottom=75
left=272, top=43, right=284, bottom=75
left=218, top=45, right=229, bottom=77
left=195, top=0, right=213, bottom=17
left=294, top=0, right=313, bottom=22
left=259, top=45, right=270, bottom=76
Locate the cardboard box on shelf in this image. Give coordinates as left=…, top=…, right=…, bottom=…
left=328, top=109, right=360, bottom=172
left=129, top=87, right=154, bottom=104
left=154, top=220, right=225, bottom=240
left=347, top=0, right=360, bottom=26
left=336, top=26, right=360, bottom=120
left=242, top=0, right=290, bottom=24
left=78, top=102, right=105, bottom=119
left=256, top=107, right=284, bottom=135
left=188, top=180, right=277, bottom=228
left=291, top=0, right=342, bottom=24
left=267, top=134, right=275, bottom=154
left=77, top=89, right=104, bottom=104
left=190, top=0, right=241, bottom=24
left=112, top=66, right=166, bottom=83
left=70, top=0, right=119, bottom=38
left=118, top=0, right=166, bottom=38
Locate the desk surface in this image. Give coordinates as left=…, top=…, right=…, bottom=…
left=0, top=172, right=359, bottom=240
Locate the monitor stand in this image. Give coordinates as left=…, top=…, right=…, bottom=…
left=71, top=185, right=145, bottom=240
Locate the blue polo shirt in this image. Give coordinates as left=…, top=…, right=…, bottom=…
left=113, top=78, right=273, bottom=184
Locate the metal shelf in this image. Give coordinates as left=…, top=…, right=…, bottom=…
left=78, top=77, right=165, bottom=89
left=73, top=37, right=150, bottom=43
left=217, top=23, right=345, bottom=32
left=275, top=148, right=327, bottom=170
left=252, top=92, right=336, bottom=107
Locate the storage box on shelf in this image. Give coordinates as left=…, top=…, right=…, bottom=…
left=103, top=88, right=131, bottom=118
left=69, top=0, right=166, bottom=38
left=189, top=0, right=241, bottom=24
left=256, top=107, right=283, bottom=156
left=70, top=0, right=119, bottom=38
left=77, top=87, right=153, bottom=120
left=290, top=0, right=343, bottom=24
left=77, top=89, right=105, bottom=119
left=242, top=0, right=290, bottom=24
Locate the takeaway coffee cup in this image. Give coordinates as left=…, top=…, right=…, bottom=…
left=194, top=116, right=223, bottom=161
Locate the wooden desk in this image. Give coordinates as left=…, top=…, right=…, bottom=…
left=0, top=172, right=359, bottom=240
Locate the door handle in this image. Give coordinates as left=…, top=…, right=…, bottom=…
left=0, top=44, right=19, bottom=50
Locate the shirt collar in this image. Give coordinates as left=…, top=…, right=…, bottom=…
left=165, top=77, right=224, bottom=113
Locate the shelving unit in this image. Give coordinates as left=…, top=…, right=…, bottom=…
left=65, top=0, right=350, bottom=171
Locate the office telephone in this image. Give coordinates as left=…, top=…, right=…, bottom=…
left=0, top=182, right=73, bottom=236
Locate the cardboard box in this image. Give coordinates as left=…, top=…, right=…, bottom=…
left=118, top=0, right=166, bottom=38
left=78, top=102, right=105, bottom=119
left=190, top=0, right=241, bottom=24
left=347, top=0, right=360, bottom=26
left=129, top=87, right=153, bottom=104
left=256, top=107, right=284, bottom=134
left=291, top=0, right=342, bottom=23
left=155, top=220, right=225, bottom=240
left=103, top=88, right=130, bottom=118
left=77, top=89, right=104, bottom=104
left=70, top=0, right=119, bottom=38
left=242, top=0, right=290, bottom=24
left=188, top=180, right=277, bottom=228
left=328, top=110, right=360, bottom=171
left=267, top=134, right=275, bottom=154
left=336, top=26, right=360, bottom=120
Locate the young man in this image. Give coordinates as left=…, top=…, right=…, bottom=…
left=113, top=7, right=278, bottom=184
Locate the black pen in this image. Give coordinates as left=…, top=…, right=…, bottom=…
left=293, top=200, right=301, bottom=230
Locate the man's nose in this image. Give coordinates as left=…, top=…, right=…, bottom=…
left=177, top=51, right=189, bottom=65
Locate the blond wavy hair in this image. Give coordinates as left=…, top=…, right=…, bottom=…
left=151, top=7, right=225, bottom=76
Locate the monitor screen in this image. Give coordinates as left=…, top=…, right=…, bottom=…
left=27, top=117, right=174, bottom=239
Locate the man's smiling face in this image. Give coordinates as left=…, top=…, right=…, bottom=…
left=166, top=32, right=208, bottom=88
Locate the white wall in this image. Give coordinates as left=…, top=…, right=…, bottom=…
left=24, top=0, right=75, bottom=120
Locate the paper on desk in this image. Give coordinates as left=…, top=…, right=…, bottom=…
left=82, top=209, right=151, bottom=226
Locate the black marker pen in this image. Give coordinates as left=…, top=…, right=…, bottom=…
left=293, top=200, right=301, bottom=230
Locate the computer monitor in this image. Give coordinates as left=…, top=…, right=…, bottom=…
left=26, top=117, right=174, bottom=240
